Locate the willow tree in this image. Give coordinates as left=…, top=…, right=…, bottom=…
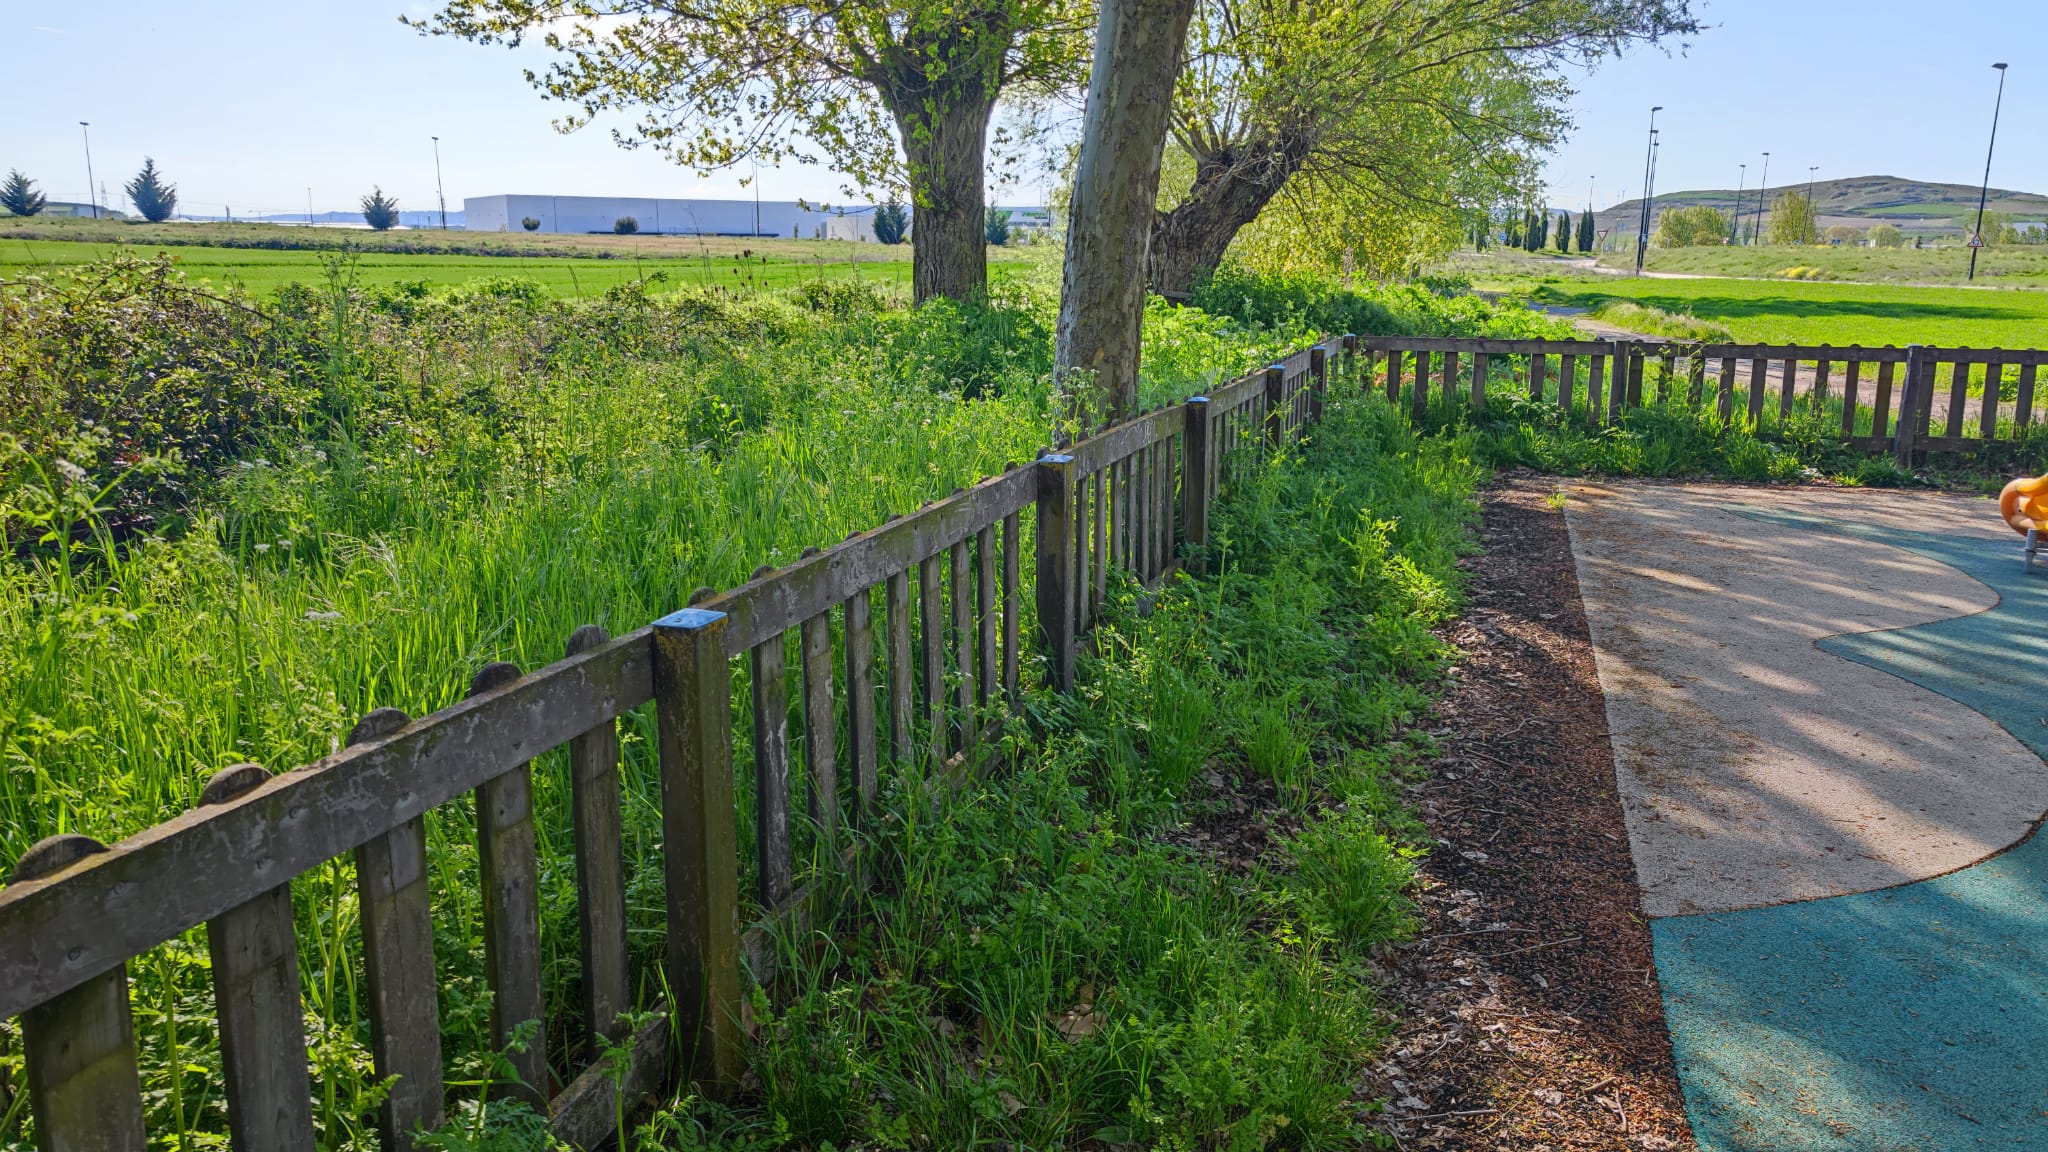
left=413, top=0, right=1089, bottom=302
left=1149, top=0, right=1699, bottom=293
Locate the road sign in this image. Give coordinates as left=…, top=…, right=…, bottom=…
left=1967, top=232, right=1986, bottom=249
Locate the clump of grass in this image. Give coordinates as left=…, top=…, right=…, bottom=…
left=1587, top=299, right=1733, bottom=342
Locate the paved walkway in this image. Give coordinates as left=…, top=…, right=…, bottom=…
left=1563, top=482, right=2048, bottom=1150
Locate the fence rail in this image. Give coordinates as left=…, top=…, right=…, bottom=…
left=0, top=338, right=1343, bottom=1152
left=1360, top=335, right=2047, bottom=464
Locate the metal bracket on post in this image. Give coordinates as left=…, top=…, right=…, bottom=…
left=1895, top=344, right=1927, bottom=470
left=1034, top=455, right=1076, bottom=692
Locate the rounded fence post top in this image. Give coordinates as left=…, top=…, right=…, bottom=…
left=566, top=623, right=610, bottom=655
left=469, top=660, right=522, bottom=696
left=11, top=833, right=109, bottom=884
left=348, top=707, right=412, bottom=747
left=200, top=762, right=272, bottom=807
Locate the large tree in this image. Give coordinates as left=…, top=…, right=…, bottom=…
left=1148, top=0, right=1699, bottom=293
left=126, top=158, right=179, bottom=223
left=413, top=0, right=1088, bottom=302
left=1054, top=0, right=1197, bottom=420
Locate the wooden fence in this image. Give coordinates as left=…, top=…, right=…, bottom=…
left=1361, top=336, right=2048, bottom=463
left=0, top=339, right=1342, bottom=1152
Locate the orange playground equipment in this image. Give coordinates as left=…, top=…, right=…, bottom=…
left=1999, top=475, right=2048, bottom=569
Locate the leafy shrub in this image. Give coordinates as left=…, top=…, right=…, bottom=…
left=519, top=216, right=540, bottom=231
left=1655, top=204, right=1731, bottom=248
left=612, top=216, right=639, bottom=234
left=984, top=206, right=1011, bottom=246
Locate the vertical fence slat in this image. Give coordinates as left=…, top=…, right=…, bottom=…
left=751, top=630, right=795, bottom=909
left=563, top=626, right=630, bottom=1048
left=1814, top=354, right=1833, bottom=405
left=191, top=767, right=317, bottom=1152
left=468, top=663, right=548, bottom=1105
left=1657, top=347, right=1675, bottom=404
left=1091, top=467, right=1108, bottom=610
left=1440, top=351, right=1457, bottom=415
left=1385, top=349, right=1401, bottom=404
left=347, top=708, right=444, bottom=1149
left=2018, top=363, right=2038, bottom=431
left=886, top=569, right=913, bottom=765
left=1412, top=351, right=1432, bottom=421
left=1627, top=346, right=1646, bottom=408
left=1265, top=364, right=1287, bottom=447
left=1183, top=397, right=1211, bottom=566
left=653, top=606, right=743, bottom=1089
left=949, top=538, right=975, bottom=752
left=844, top=587, right=878, bottom=815
left=977, top=525, right=998, bottom=711
left=1037, top=454, right=1077, bottom=692
left=918, top=556, right=945, bottom=766
left=1471, top=352, right=1489, bottom=413
left=1716, top=353, right=1737, bottom=422
left=1895, top=346, right=1928, bottom=467
left=1980, top=358, right=2003, bottom=440
left=1001, top=511, right=1021, bottom=703
left=1746, top=354, right=1769, bottom=425
left=1557, top=354, right=1576, bottom=413
left=1944, top=356, right=1970, bottom=438
left=1587, top=354, right=1607, bottom=426
left=1840, top=359, right=1863, bottom=436
left=14, top=837, right=147, bottom=1152
left=1529, top=353, right=1546, bottom=403
left=1310, top=346, right=1328, bottom=425
left=1074, top=474, right=1093, bottom=629
left=799, top=609, right=839, bottom=847
left=1778, top=355, right=1799, bottom=416
left=1873, top=358, right=1897, bottom=441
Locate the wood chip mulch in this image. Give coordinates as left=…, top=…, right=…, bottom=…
left=1361, top=474, right=1697, bottom=1152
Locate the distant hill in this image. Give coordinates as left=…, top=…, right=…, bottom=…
left=1585, top=175, right=2048, bottom=240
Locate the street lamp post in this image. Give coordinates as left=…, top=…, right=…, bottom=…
left=1730, top=164, right=1746, bottom=244
left=432, top=136, right=448, bottom=231
left=78, top=122, right=98, bottom=219
left=1752, top=152, right=1771, bottom=245
left=1807, top=166, right=1819, bottom=244
left=1634, top=107, right=1662, bottom=275
left=1970, top=63, right=2010, bottom=282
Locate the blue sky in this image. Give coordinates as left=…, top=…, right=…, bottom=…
left=7, top=1, right=2042, bottom=217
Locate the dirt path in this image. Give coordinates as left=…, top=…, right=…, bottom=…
left=1367, top=476, right=1694, bottom=1150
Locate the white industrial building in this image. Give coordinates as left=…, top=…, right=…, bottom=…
left=464, top=195, right=891, bottom=241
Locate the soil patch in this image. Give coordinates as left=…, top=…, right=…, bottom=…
left=1365, top=475, right=1693, bottom=1151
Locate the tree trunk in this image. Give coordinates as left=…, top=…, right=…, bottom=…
left=1054, top=0, right=1197, bottom=421
left=1145, top=135, right=1311, bottom=296
left=892, top=96, right=996, bottom=304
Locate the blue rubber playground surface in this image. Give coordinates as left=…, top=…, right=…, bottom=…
left=1652, top=511, right=2048, bottom=1150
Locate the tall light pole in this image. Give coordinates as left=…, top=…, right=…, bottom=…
left=1634, top=106, right=1662, bottom=275
left=78, top=122, right=98, bottom=219
left=432, top=135, right=448, bottom=230
left=1730, top=163, right=1746, bottom=244
left=1806, top=166, right=1819, bottom=244
left=1970, top=63, right=2010, bottom=282
left=1752, top=152, right=1771, bottom=245
left=307, top=187, right=315, bottom=228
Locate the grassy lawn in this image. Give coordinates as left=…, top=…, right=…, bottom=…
left=1590, top=243, right=2048, bottom=287
left=1513, top=275, right=2048, bottom=349
left=0, top=235, right=959, bottom=297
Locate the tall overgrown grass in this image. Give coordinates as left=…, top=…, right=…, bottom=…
left=0, top=256, right=1492, bottom=1150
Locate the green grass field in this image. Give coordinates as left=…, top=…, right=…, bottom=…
left=0, top=236, right=960, bottom=297
left=1591, top=244, right=2048, bottom=286
left=1510, top=275, right=2048, bottom=349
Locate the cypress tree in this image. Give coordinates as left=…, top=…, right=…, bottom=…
left=125, top=158, right=178, bottom=222
left=1578, top=207, right=1597, bottom=252
left=1556, top=211, right=1572, bottom=253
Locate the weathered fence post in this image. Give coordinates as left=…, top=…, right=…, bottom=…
left=1035, top=454, right=1077, bottom=692
left=1341, top=334, right=1357, bottom=388
left=1263, top=364, right=1286, bottom=448
left=350, top=707, right=443, bottom=1150
left=1182, top=396, right=1212, bottom=569
left=1309, top=345, right=1327, bottom=425
left=653, top=607, right=745, bottom=1092
left=564, top=625, right=631, bottom=1048
left=470, top=662, right=548, bottom=1106
left=14, top=836, right=147, bottom=1152
left=1471, top=351, right=1490, bottom=414
left=1895, top=344, right=1928, bottom=469
left=200, top=764, right=317, bottom=1152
